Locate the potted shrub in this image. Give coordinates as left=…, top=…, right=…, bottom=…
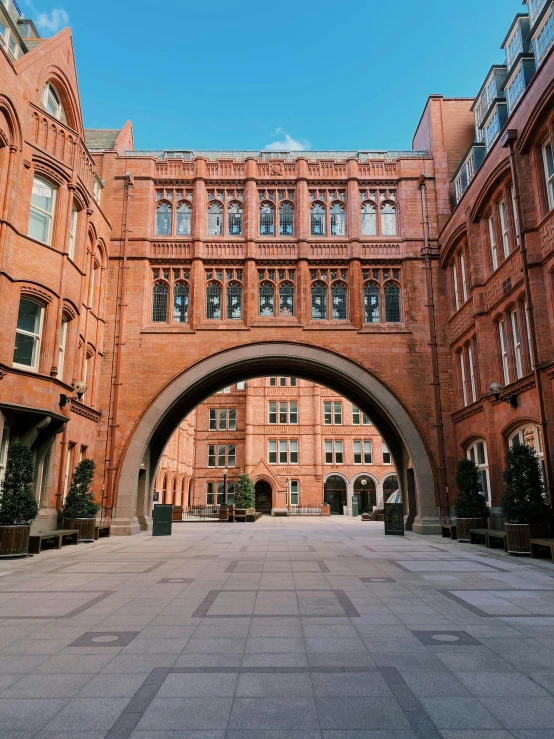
left=0, top=442, right=39, bottom=557
left=454, top=458, right=490, bottom=541
left=63, top=459, right=100, bottom=541
left=234, top=474, right=255, bottom=520
left=501, top=444, right=550, bottom=554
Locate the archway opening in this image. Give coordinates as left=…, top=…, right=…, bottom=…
left=254, top=480, right=273, bottom=515
left=354, top=475, right=377, bottom=513
left=324, top=475, right=347, bottom=515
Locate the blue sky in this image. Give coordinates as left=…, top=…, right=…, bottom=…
left=25, top=0, right=523, bottom=151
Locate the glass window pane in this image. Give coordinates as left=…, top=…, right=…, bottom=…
left=289, top=402, right=298, bottom=424
left=364, top=283, right=380, bottom=323
left=384, top=282, right=401, bottom=322
left=269, top=441, right=277, bottom=463
left=228, top=445, right=236, bottom=467
left=290, top=440, right=298, bottom=464
left=17, top=299, right=41, bottom=333
left=335, top=441, right=343, bottom=464
left=229, top=409, right=236, bottom=430
left=259, top=282, right=274, bottom=316
left=28, top=209, right=49, bottom=243
left=279, top=203, right=294, bottom=235
left=209, top=409, right=217, bottom=430
left=279, top=283, right=295, bottom=317
left=311, top=282, right=327, bottom=320
left=152, top=283, right=168, bottom=322
left=331, top=283, right=347, bottom=320
left=269, top=402, right=277, bottom=423
left=324, top=402, right=332, bottom=425
left=219, top=409, right=227, bottom=430
left=206, top=282, right=222, bottom=319
left=13, top=332, right=36, bottom=367
left=218, top=445, right=226, bottom=466
left=173, top=283, right=189, bottom=323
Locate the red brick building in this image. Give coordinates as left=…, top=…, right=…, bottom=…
left=0, top=0, right=553, bottom=535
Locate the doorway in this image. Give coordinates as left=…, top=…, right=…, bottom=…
left=254, top=480, right=272, bottom=515
left=354, top=475, right=376, bottom=514
left=324, top=475, right=346, bottom=515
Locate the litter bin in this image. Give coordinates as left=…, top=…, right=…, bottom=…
left=152, top=504, right=173, bottom=536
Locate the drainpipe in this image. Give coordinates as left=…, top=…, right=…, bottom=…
left=503, top=130, right=553, bottom=502
left=419, top=174, right=450, bottom=522
left=103, top=172, right=134, bottom=522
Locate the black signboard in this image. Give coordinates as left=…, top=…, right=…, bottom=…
left=152, top=504, right=173, bottom=536
left=384, top=503, right=404, bottom=536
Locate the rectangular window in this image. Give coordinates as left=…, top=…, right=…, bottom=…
left=218, top=445, right=226, bottom=467
left=499, top=319, right=510, bottom=385
left=290, top=480, right=299, bottom=506
left=236, top=381, right=246, bottom=390
left=290, top=377, right=297, bottom=386
left=353, top=440, right=362, bottom=464
left=499, top=200, right=510, bottom=258
left=209, top=409, right=217, bottom=430
left=279, top=440, right=288, bottom=464
left=335, top=440, right=343, bottom=464
left=227, top=482, right=235, bottom=505
left=453, top=262, right=459, bottom=311
left=279, top=402, right=287, bottom=424
left=217, top=482, right=225, bottom=505
left=268, top=440, right=277, bottom=464
left=206, top=482, right=214, bottom=505
left=269, top=377, right=276, bottom=386
left=325, top=440, right=333, bottom=464
left=219, top=408, right=227, bottom=430
left=468, top=342, right=477, bottom=403
left=543, top=141, right=554, bottom=211
left=58, top=317, right=68, bottom=382
left=352, top=406, right=360, bottom=425
left=228, top=445, right=236, bottom=468
left=323, top=402, right=332, bottom=425
left=460, top=351, right=468, bottom=407
left=280, top=377, right=287, bottom=386
left=290, top=440, right=298, bottom=464
left=208, top=445, right=216, bottom=467
left=28, top=177, right=56, bottom=245
left=13, top=298, right=44, bottom=371
left=488, top=216, right=498, bottom=270
left=289, top=402, right=298, bottom=424
left=524, top=301, right=534, bottom=369
left=507, top=66, right=525, bottom=112
left=535, top=5, right=554, bottom=65
left=382, top=443, right=391, bottom=465
left=223, top=386, right=231, bottom=394
left=229, top=409, right=236, bottom=430
left=511, top=309, right=523, bottom=379
left=364, top=440, right=372, bottom=464
left=460, top=253, right=467, bottom=303
left=268, top=402, right=277, bottom=424
left=333, top=402, right=342, bottom=425
left=68, top=205, right=78, bottom=261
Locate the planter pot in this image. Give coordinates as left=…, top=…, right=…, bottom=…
left=0, top=525, right=30, bottom=558
left=455, top=517, right=488, bottom=542
left=321, top=505, right=331, bottom=517
left=505, top=522, right=549, bottom=554
left=64, top=518, right=96, bottom=541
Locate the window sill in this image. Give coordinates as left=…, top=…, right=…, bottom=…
left=250, top=319, right=303, bottom=328
left=141, top=324, right=195, bottom=334
left=196, top=321, right=249, bottom=331
left=358, top=324, right=410, bottom=334
left=305, top=321, right=357, bottom=331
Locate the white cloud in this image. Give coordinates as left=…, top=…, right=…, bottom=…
left=36, top=8, right=69, bottom=33
left=263, top=128, right=310, bottom=152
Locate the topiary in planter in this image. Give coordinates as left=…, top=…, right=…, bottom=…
left=0, top=442, right=38, bottom=557
left=234, top=473, right=255, bottom=510
left=63, top=459, right=100, bottom=540
left=454, top=458, right=490, bottom=541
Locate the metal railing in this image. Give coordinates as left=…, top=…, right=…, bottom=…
left=1, top=0, right=22, bottom=20
left=289, top=506, right=323, bottom=515
left=181, top=505, right=219, bottom=520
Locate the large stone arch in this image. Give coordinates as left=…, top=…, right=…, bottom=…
left=113, top=342, right=441, bottom=535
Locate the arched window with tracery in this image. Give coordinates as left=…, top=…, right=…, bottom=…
left=42, top=82, right=66, bottom=123
left=173, top=282, right=189, bottom=323
left=228, top=202, right=243, bottom=236
left=227, top=282, right=242, bottom=319
left=331, top=281, right=347, bottom=320
left=279, top=282, right=294, bottom=317
left=176, top=202, right=191, bottom=235
left=311, top=202, right=325, bottom=236
left=279, top=203, right=294, bottom=236
left=361, top=202, right=377, bottom=236
left=364, top=282, right=380, bottom=323
left=259, top=282, right=275, bottom=316
left=311, top=281, right=327, bottom=320
left=259, top=203, right=275, bottom=235
left=206, top=281, right=222, bottom=319
left=207, top=202, right=223, bottom=236
left=381, top=202, right=397, bottom=236
left=152, top=281, right=168, bottom=322
left=384, top=281, right=401, bottom=322
left=156, top=202, right=172, bottom=236
left=330, top=202, right=345, bottom=236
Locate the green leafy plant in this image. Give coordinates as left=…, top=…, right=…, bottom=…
left=233, top=473, right=255, bottom=509
left=454, top=458, right=490, bottom=519
left=500, top=444, right=550, bottom=525
left=62, top=459, right=100, bottom=519
left=0, top=442, right=39, bottom=526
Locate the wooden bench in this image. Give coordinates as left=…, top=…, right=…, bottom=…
left=486, top=529, right=508, bottom=552
left=530, top=538, right=554, bottom=563
left=94, top=524, right=111, bottom=540
left=469, top=528, right=488, bottom=546
left=28, top=529, right=79, bottom=554
left=441, top=523, right=457, bottom=540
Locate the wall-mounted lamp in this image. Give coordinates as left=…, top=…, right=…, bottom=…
left=490, top=382, right=518, bottom=409
left=60, top=381, right=88, bottom=408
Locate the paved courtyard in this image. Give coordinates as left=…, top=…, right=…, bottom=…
left=1, top=518, right=554, bottom=738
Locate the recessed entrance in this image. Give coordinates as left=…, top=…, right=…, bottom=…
left=324, top=475, right=347, bottom=515
left=254, top=481, right=272, bottom=515
left=354, top=475, right=377, bottom=513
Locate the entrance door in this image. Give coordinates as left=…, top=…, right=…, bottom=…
left=254, top=481, right=272, bottom=515
left=324, top=475, right=346, bottom=515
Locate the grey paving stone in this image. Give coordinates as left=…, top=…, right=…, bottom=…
left=0, top=673, right=93, bottom=699
left=305, top=638, right=367, bottom=653
left=399, top=670, right=471, bottom=698
left=137, top=697, right=233, bottom=730
left=438, top=732, right=518, bottom=739
left=320, top=732, right=418, bottom=739
left=78, top=673, right=150, bottom=698
left=175, top=653, right=242, bottom=668
left=433, top=649, right=517, bottom=673
left=455, top=671, right=550, bottom=697
left=308, top=652, right=376, bottom=668
left=419, top=697, right=502, bottom=730
left=183, top=638, right=246, bottom=654
left=157, top=672, right=238, bottom=697
left=42, top=697, right=131, bottom=731
left=226, top=732, right=322, bottom=739
left=480, top=696, right=554, bottom=729
left=35, top=732, right=109, bottom=739
left=0, top=699, right=69, bottom=731
left=34, top=654, right=117, bottom=674
left=248, top=621, right=303, bottom=638
left=245, top=638, right=305, bottom=654
left=242, top=654, right=309, bottom=668
left=315, top=697, right=410, bottom=730
left=311, top=671, right=392, bottom=697
left=101, top=654, right=178, bottom=673
left=235, top=672, right=314, bottom=697
left=228, top=697, right=320, bottom=730
left=130, top=733, right=226, bottom=739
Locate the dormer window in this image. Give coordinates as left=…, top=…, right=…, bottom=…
left=505, top=27, right=523, bottom=68
left=42, top=82, right=66, bottom=123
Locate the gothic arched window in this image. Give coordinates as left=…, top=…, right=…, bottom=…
left=152, top=282, right=168, bottom=322
left=228, top=202, right=243, bottom=236
left=226, top=282, right=242, bottom=319
left=364, top=282, right=380, bottom=323
left=176, top=202, right=191, bottom=236
left=156, top=202, right=172, bottom=236
left=207, top=202, right=223, bottom=236
left=259, top=281, right=275, bottom=316
left=279, top=203, right=294, bottom=236
left=279, top=282, right=295, bottom=317
left=311, top=281, right=327, bottom=320
left=259, top=203, right=275, bottom=235
left=311, top=203, right=325, bottom=236
left=331, top=281, right=347, bottom=320
left=206, top=281, right=222, bottom=319
left=361, top=202, right=377, bottom=236
left=381, top=202, right=397, bottom=236
left=384, top=281, right=401, bottom=322
left=173, top=282, right=189, bottom=323
left=330, top=202, right=345, bottom=236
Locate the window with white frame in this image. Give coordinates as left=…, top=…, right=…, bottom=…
left=363, top=440, right=372, bottom=464
left=352, top=405, right=371, bottom=425
left=323, top=401, right=342, bottom=425
left=453, top=262, right=460, bottom=311
left=524, top=301, right=534, bottom=369
left=207, top=444, right=235, bottom=468
left=509, top=425, right=544, bottom=480
left=511, top=186, right=520, bottom=246
left=0, top=17, right=20, bottom=60
left=499, top=200, right=510, bottom=258
left=534, top=5, right=554, bottom=65
left=28, top=177, right=56, bottom=245
left=459, top=351, right=468, bottom=407
left=543, top=140, right=554, bottom=211
left=460, top=253, right=468, bottom=303
left=0, top=426, right=9, bottom=486
left=13, top=298, right=44, bottom=370
left=209, top=408, right=236, bottom=431
left=268, top=440, right=298, bottom=465
left=236, top=381, right=246, bottom=390
left=506, top=27, right=523, bottom=68
left=206, top=481, right=235, bottom=505
left=506, top=65, right=526, bottom=112
left=484, top=109, right=501, bottom=148
left=510, top=309, right=523, bottom=379
left=353, top=440, right=363, bottom=465
left=468, top=342, right=477, bottom=403
left=467, top=440, right=490, bottom=503
left=42, top=82, right=66, bottom=123
left=325, top=440, right=343, bottom=464
left=488, top=216, right=499, bottom=270
left=268, top=402, right=297, bottom=424
left=68, top=205, right=78, bottom=260
left=58, top=316, right=68, bottom=382
left=382, top=442, right=391, bottom=464
left=289, top=480, right=299, bottom=506
left=498, top=318, right=510, bottom=385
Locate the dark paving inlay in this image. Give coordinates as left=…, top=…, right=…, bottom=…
left=378, top=667, right=443, bottom=739
left=333, top=589, right=360, bottom=617
left=159, top=577, right=195, bottom=584
left=225, top=561, right=239, bottom=573
left=191, top=589, right=220, bottom=618
left=0, top=590, right=116, bottom=620
left=316, top=560, right=330, bottom=573
left=360, top=577, right=395, bottom=583
left=105, top=667, right=170, bottom=739
left=412, top=630, right=481, bottom=646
